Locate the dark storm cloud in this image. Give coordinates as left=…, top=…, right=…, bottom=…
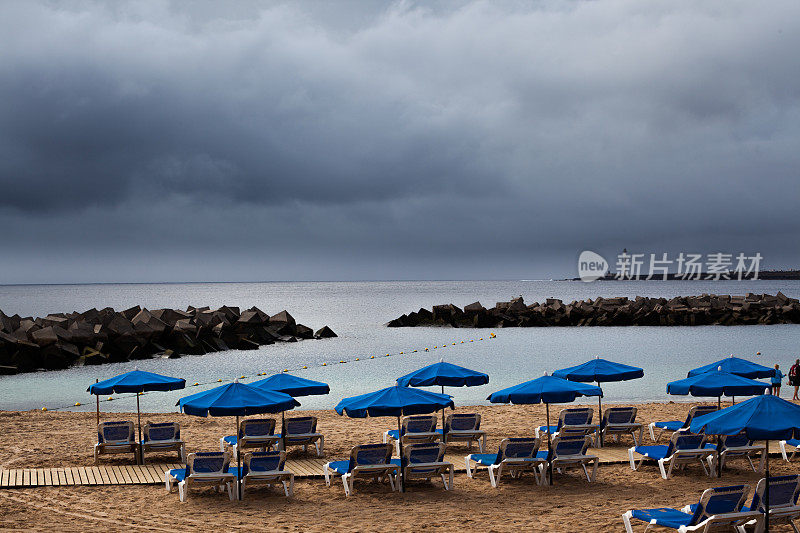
left=0, top=0, right=799, bottom=283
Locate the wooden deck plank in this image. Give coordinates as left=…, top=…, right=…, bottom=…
left=77, top=467, right=89, bottom=485
left=129, top=465, right=144, bottom=484
left=55, top=469, right=66, bottom=486
left=37, top=468, right=45, bottom=486
left=98, top=466, right=112, bottom=485
left=106, top=466, right=120, bottom=485
left=43, top=468, right=52, bottom=486
left=22, top=469, right=30, bottom=487
left=85, top=467, right=97, bottom=486
left=118, top=466, right=133, bottom=484
left=133, top=465, right=151, bottom=484
left=66, top=467, right=76, bottom=485
left=0, top=470, right=7, bottom=488
left=147, top=465, right=164, bottom=484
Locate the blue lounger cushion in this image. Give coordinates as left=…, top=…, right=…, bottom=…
left=785, top=439, right=800, bottom=447
left=632, top=445, right=670, bottom=460
left=168, top=469, right=187, bottom=483
left=653, top=421, right=683, bottom=431
left=538, top=425, right=558, bottom=434
left=630, top=508, right=693, bottom=529
left=326, top=461, right=351, bottom=475
left=468, top=454, right=500, bottom=465
left=386, top=430, right=400, bottom=440
left=223, top=436, right=237, bottom=446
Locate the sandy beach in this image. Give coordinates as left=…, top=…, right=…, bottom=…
left=1, top=401, right=798, bottom=531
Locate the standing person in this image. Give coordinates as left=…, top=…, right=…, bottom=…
left=790, top=359, right=800, bottom=400
left=772, top=364, right=783, bottom=397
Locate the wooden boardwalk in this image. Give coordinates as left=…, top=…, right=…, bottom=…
left=0, top=447, right=779, bottom=488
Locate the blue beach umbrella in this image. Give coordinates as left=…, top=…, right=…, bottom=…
left=691, top=395, right=800, bottom=532
left=688, top=355, right=777, bottom=379
left=397, top=361, right=488, bottom=436
left=88, top=369, right=185, bottom=462
left=251, top=373, right=330, bottom=449
left=178, top=380, right=300, bottom=499
left=335, top=385, right=454, bottom=492
left=553, top=357, right=644, bottom=446
left=487, top=373, right=602, bottom=484
left=667, top=370, right=770, bottom=408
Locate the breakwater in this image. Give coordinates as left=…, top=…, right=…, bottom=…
left=0, top=306, right=336, bottom=374
left=387, top=293, right=800, bottom=328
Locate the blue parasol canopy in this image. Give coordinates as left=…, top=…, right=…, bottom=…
left=251, top=373, right=330, bottom=397
left=487, top=374, right=602, bottom=405
left=553, top=358, right=643, bottom=383
left=88, top=369, right=185, bottom=395
left=335, top=385, right=453, bottom=418
left=397, top=361, right=489, bottom=388
left=690, top=394, right=800, bottom=441
left=667, top=370, right=770, bottom=398
left=178, top=381, right=300, bottom=417
left=687, top=355, right=776, bottom=379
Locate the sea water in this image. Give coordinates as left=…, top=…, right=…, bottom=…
left=0, top=279, right=798, bottom=412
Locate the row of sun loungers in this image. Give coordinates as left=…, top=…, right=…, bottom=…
left=219, top=417, right=324, bottom=460
left=95, top=421, right=186, bottom=464
left=623, top=475, right=800, bottom=533
left=383, top=413, right=487, bottom=454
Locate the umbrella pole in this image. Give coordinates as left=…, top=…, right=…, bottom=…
left=546, top=403, right=553, bottom=486
left=597, top=382, right=603, bottom=448
left=397, top=416, right=404, bottom=493
left=136, top=393, right=142, bottom=465
left=441, top=385, right=446, bottom=444
left=282, top=411, right=286, bottom=454
left=236, top=416, right=241, bottom=501
left=765, top=439, right=770, bottom=533
left=95, top=379, right=100, bottom=427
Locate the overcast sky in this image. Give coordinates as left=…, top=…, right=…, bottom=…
left=0, top=0, right=798, bottom=283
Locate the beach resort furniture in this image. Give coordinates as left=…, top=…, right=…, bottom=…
left=704, top=432, right=765, bottom=474
left=535, top=407, right=598, bottom=443
left=164, top=451, right=236, bottom=502
left=779, top=439, right=800, bottom=462
left=601, top=407, right=644, bottom=446
left=323, top=443, right=399, bottom=497
left=220, top=418, right=279, bottom=460
left=383, top=415, right=441, bottom=455
left=95, top=420, right=139, bottom=464
left=745, top=475, right=800, bottom=532
left=537, top=435, right=599, bottom=484
left=276, top=416, right=324, bottom=457
left=141, top=421, right=186, bottom=463
left=621, top=484, right=761, bottom=533
left=237, top=451, right=294, bottom=498
left=437, top=413, right=487, bottom=452
left=391, top=442, right=454, bottom=490
left=629, top=432, right=714, bottom=480
left=465, top=437, right=545, bottom=487
left=648, top=405, right=717, bottom=443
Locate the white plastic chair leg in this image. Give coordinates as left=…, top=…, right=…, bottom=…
left=342, top=474, right=351, bottom=497
left=464, top=456, right=473, bottom=478
left=628, top=447, right=637, bottom=470
left=178, top=480, right=187, bottom=502
left=323, top=463, right=331, bottom=486
left=658, top=458, right=669, bottom=480
left=316, top=436, right=324, bottom=457
left=622, top=511, right=635, bottom=533
left=488, top=465, right=498, bottom=488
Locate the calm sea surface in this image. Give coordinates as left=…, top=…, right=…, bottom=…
left=1, top=280, right=798, bottom=412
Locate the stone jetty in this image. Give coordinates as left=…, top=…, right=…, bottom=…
left=0, top=306, right=336, bottom=374
left=387, top=293, right=800, bottom=328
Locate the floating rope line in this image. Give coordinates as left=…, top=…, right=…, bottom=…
left=41, top=332, right=497, bottom=412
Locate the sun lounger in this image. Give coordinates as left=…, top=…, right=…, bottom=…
left=622, top=484, right=761, bottom=533
left=164, top=451, right=236, bottom=502
left=704, top=432, right=764, bottom=474
left=220, top=418, right=279, bottom=460
left=390, top=442, right=453, bottom=490
left=141, top=421, right=186, bottom=463
left=383, top=415, right=441, bottom=455
left=780, top=439, right=800, bottom=462
left=465, top=437, right=545, bottom=487
left=629, top=432, right=714, bottom=480
left=601, top=407, right=644, bottom=446
left=323, top=443, right=398, bottom=497
left=232, top=451, right=294, bottom=498
left=95, top=421, right=138, bottom=464
left=276, top=416, right=324, bottom=457
left=535, top=407, right=598, bottom=443
left=436, top=413, right=487, bottom=452
left=648, top=405, right=717, bottom=443
left=743, top=475, right=800, bottom=532
left=537, top=435, right=599, bottom=484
